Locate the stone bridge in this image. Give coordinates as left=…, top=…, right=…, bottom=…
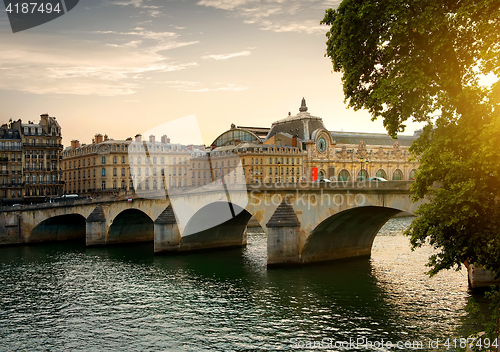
left=0, top=181, right=423, bottom=266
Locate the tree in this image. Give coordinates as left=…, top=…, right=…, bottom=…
left=321, top=0, right=500, bottom=276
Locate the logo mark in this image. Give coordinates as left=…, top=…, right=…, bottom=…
left=128, top=115, right=249, bottom=237
left=4, top=0, right=79, bottom=33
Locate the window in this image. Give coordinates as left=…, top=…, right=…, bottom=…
left=113, top=156, right=117, bottom=164
left=338, top=169, right=350, bottom=181
left=357, top=170, right=368, bottom=181
left=376, top=169, right=387, bottom=179
left=101, top=181, right=106, bottom=190
left=101, top=168, right=106, bottom=176
left=393, top=169, right=403, bottom=181
left=121, top=156, right=125, bottom=163
left=113, top=168, right=117, bottom=176
left=409, top=169, right=417, bottom=180
left=101, top=156, right=106, bottom=164
left=121, top=168, right=125, bottom=176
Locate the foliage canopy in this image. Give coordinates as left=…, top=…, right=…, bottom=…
left=322, top=0, right=500, bottom=275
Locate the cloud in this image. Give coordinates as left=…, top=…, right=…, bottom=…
left=110, top=0, right=163, bottom=17
left=0, top=29, right=199, bottom=96
left=164, top=81, right=249, bottom=92
left=196, top=0, right=340, bottom=34
left=201, top=51, right=251, bottom=60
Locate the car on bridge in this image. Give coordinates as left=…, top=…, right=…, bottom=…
left=369, top=177, right=387, bottom=181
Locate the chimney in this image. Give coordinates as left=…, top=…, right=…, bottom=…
left=292, top=135, right=297, bottom=147
left=149, top=135, right=155, bottom=143
left=95, top=134, right=103, bottom=143
left=71, top=140, right=80, bottom=149
left=199, top=145, right=205, bottom=151
left=126, top=137, right=133, bottom=141
left=161, top=135, right=170, bottom=144
left=104, top=134, right=109, bottom=141
left=135, top=134, right=142, bottom=142
left=40, top=113, right=49, bottom=133
left=187, top=144, right=193, bottom=151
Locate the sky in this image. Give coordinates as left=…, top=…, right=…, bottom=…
left=0, top=0, right=425, bottom=147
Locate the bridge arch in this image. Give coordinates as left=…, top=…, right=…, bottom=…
left=181, top=201, right=253, bottom=249
left=108, top=209, right=154, bottom=244
left=300, top=206, right=403, bottom=263
left=30, top=214, right=86, bottom=243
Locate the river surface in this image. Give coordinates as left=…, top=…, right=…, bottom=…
left=0, top=217, right=484, bottom=351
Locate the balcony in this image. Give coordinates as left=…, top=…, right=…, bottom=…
left=23, top=143, right=64, bottom=149
left=0, top=146, right=22, bottom=151
left=0, top=182, right=23, bottom=188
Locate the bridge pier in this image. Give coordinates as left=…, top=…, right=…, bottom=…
left=266, top=200, right=301, bottom=266
left=154, top=205, right=181, bottom=253
left=85, top=205, right=107, bottom=246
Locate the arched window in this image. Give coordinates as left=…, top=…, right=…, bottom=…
left=409, top=169, right=417, bottom=180
left=393, top=169, right=403, bottom=180
left=338, top=169, right=350, bottom=181
left=357, top=169, right=368, bottom=181
left=376, top=169, right=387, bottom=179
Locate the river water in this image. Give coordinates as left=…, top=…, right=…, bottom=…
left=0, top=217, right=484, bottom=351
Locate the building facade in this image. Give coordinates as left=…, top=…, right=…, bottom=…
left=0, top=114, right=63, bottom=205
left=210, top=98, right=419, bottom=183
left=62, top=133, right=205, bottom=197
left=18, top=114, right=63, bottom=202
left=61, top=98, right=419, bottom=199
left=62, top=134, right=132, bottom=196
left=0, top=124, right=22, bottom=203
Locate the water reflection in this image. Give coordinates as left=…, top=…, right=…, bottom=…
left=0, top=217, right=482, bottom=351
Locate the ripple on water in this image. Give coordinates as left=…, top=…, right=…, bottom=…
left=0, top=218, right=479, bottom=351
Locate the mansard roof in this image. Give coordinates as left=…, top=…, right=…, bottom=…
left=266, top=98, right=326, bottom=141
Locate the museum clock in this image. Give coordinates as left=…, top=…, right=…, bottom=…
left=318, top=137, right=326, bottom=152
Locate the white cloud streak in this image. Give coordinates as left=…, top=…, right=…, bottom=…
left=201, top=51, right=251, bottom=60
left=0, top=29, right=199, bottom=96
left=164, top=81, right=249, bottom=92
left=196, top=0, right=340, bottom=34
